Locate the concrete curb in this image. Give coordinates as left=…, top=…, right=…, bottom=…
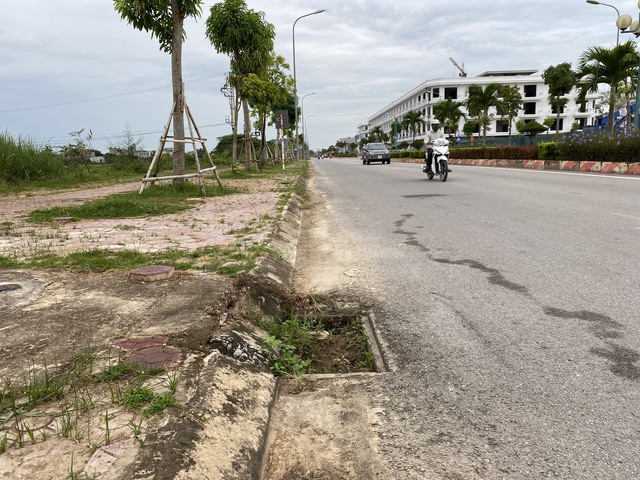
left=393, top=157, right=640, bottom=174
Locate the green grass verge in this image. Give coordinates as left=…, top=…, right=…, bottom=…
left=0, top=243, right=277, bottom=275
left=27, top=182, right=239, bottom=223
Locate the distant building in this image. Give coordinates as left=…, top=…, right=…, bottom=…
left=358, top=70, right=600, bottom=144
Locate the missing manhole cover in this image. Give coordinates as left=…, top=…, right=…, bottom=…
left=0, top=284, right=21, bottom=293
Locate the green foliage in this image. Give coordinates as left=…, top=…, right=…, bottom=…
left=538, top=142, right=559, bottom=160
left=499, top=85, right=523, bottom=144
left=206, top=0, right=275, bottom=79
left=516, top=120, right=548, bottom=144
left=450, top=146, right=538, bottom=160
left=465, top=83, right=503, bottom=146
left=556, top=129, right=640, bottom=162
left=27, top=182, right=235, bottom=223
left=433, top=98, right=467, bottom=135
left=0, top=132, right=66, bottom=183
left=463, top=120, right=479, bottom=137
left=401, top=110, right=425, bottom=141
left=390, top=150, right=422, bottom=159
left=122, top=386, right=154, bottom=410
left=577, top=41, right=640, bottom=133
left=410, top=140, right=424, bottom=151
left=260, top=312, right=321, bottom=377
left=113, top=0, right=203, bottom=53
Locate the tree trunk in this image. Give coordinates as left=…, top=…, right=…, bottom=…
left=259, top=116, right=267, bottom=165
left=242, top=98, right=252, bottom=171
left=608, top=89, right=616, bottom=134
left=171, top=0, right=185, bottom=186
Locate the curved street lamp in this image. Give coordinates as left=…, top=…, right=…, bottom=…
left=587, top=0, right=621, bottom=44
left=292, top=9, right=325, bottom=162
left=615, top=1, right=640, bottom=127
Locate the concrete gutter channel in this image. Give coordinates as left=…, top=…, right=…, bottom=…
left=233, top=173, right=391, bottom=479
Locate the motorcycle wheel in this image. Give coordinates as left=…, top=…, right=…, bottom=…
left=439, top=160, right=448, bottom=182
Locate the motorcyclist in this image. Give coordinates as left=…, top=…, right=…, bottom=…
left=424, top=120, right=446, bottom=173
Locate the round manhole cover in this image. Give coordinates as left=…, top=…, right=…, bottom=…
left=0, top=284, right=21, bottom=293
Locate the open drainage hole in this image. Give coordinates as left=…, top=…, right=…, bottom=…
left=0, top=284, right=21, bottom=293
left=259, top=309, right=387, bottom=377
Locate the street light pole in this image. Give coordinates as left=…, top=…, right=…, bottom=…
left=292, top=9, right=325, bottom=162
left=304, top=115, right=315, bottom=157
left=300, top=92, right=316, bottom=160
left=615, top=1, right=640, bottom=128
left=587, top=0, right=621, bottom=44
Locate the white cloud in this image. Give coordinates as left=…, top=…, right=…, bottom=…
left=0, top=0, right=627, bottom=151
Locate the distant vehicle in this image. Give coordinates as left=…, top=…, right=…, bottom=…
left=362, top=143, right=391, bottom=165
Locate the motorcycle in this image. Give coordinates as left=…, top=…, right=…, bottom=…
left=421, top=138, right=449, bottom=182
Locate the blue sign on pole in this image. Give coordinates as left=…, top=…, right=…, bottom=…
left=456, top=136, right=462, bottom=142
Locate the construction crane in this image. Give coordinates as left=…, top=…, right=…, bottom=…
left=448, top=57, right=467, bottom=77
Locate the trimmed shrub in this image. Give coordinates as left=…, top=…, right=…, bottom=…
left=450, top=146, right=538, bottom=160
left=538, top=142, right=559, bottom=160
left=556, top=130, right=640, bottom=163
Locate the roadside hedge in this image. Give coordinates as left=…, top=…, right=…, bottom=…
left=450, top=146, right=538, bottom=160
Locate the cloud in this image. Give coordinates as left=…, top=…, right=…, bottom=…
left=0, top=0, right=624, bottom=151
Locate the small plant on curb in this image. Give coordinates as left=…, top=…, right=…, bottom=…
left=262, top=336, right=311, bottom=377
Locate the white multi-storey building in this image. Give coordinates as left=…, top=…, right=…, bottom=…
left=361, top=70, right=600, bottom=144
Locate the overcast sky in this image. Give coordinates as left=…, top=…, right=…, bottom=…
left=0, top=0, right=628, bottom=152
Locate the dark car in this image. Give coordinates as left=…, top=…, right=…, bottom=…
left=362, top=143, right=391, bottom=164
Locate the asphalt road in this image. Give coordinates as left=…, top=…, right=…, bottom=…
left=310, top=158, right=640, bottom=479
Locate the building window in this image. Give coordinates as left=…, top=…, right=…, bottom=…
left=551, top=104, right=565, bottom=114
left=524, top=102, right=536, bottom=115
left=524, top=85, right=537, bottom=98
left=496, top=120, right=510, bottom=133
left=432, top=88, right=440, bottom=98
left=551, top=118, right=564, bottom=131
left=444, top=87, right=457, bottom=99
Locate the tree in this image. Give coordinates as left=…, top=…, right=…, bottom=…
left=402, top=110, right=425, bottom=142
left=390, top=118, right=402, bottom=148
left=206, top=0, right=275, bottom=170
left=499, top=85, right=523, bottom=145
left=466, top=83, right=503, bottom=146
left=542, top=63, right=575, bottom=135
left=433, top=98, right=467, bottom=135
left=463, top=120, right=478, bottom=138
left=369, top=126, right=384, bottom=142
left=113, top=0, right=203, bottom=185
left=576, top=41, right=640, bottom=133
left=516, top=119, right=547, bottom=145
left=243, top=54, right=294, bottom=164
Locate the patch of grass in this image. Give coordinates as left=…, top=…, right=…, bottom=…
left=143, top=392, right=177, bottom=416
left=260, top=311, right=322, bottom=377
left=8, top=242, right=277, bottom=275
left=122, top=386, right=154, bottom=410
left=26, top=182, right=238, bottom=224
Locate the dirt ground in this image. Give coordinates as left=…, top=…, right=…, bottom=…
left=0, top=170, right=392, bottom=479
left=0, top=176, right=284, bottom=479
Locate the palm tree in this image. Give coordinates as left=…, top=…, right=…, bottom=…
left=465, top=83, right=503, bottom=146
left=433, top=98, right=467, bottom=136
left=402, top=110, right=425, bottom=142
left=577, top=40, right=640, bottom=133
left=369, top=126, right=384, bottom=142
